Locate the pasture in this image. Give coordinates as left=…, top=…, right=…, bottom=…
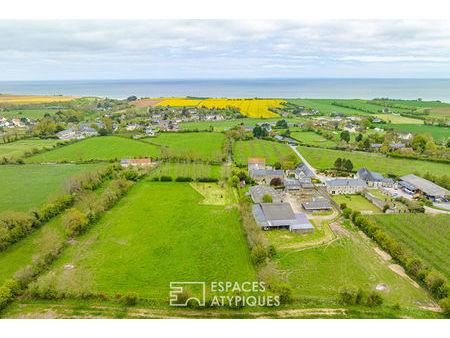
left=297, top=146, right=450, bottom=177
left=147, top=132, right=225, bottom=161
left=0, top=164, right=100, bottom=212
left=333, top=194, right=381, bottom=213
left=0, top=138, right=59, bottom=160
left=25, top=136, right=161, bottom=162
left=180, top=117, right=304, bottom=131
left=373, top=114, right=424, bottom=124
left=384, top=124, right=450, bottom=141
left=149, top=162, right=224, bottom=180
left=368, top=214, right=450, bottom=279
left=233, top=139, right=296, bottom=166
left=287, top=99, right=365, bottom=115
left=290, top=131, right=337, bottom=147
left=0, top=109, right=63, bottom=119
left=39, top=182, right=256, bottom=298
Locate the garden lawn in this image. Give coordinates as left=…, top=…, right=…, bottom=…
left=333, top=194, right=381, bottom=213
left=0, top=139, right=59, bottom=160
left=147, top=132, right=225, bottom=161
left=290, top=131, right=337, bottom=147
left=25, top=136, right=161, bottom=162
left=368, top=214, right=450, bottom=279
left=0, top=164, right=101, bottom=212
left=233, top=139, right=296, bottom=166
left=41, top=181, right=256, bottom=298
left=297, top=146, right=450, bottom=177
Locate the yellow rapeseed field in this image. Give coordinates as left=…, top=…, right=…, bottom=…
left=0, top=95, right=78, bottom=105
left=154, top=97, right=284, bottom=118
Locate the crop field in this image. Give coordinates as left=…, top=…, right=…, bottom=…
left=334, top=99, right=412, bottom=114
left=151, top=97, right=284, bottom=118
left=37, top=181, right=256, bottom=298
left=233, top=139, right=296, bottom=166
left=333, top=194, right=381, bottom=213
left=375, top=99, right=450, bottom=109
left=0, top=94, right=78, bottom=105
left=290, top=131, right=337, bottom=147
left=150, top=162, right=224, bottom=180
left=0, top=138, right=59, bottom=160
left=147, top=132, right=225, bottom=161
left=25, top=136, right=161, bottom=163
left=0, top=109, right=64, bottom=119
left=368, top=214, right=450, bottom=279
left=297, top=146, right=450, bottom=177
left=384, top=124, right=450, bottom=141
left=373, top=114, right=424, bottom=124
left=0, top=164, right=100, bottom=212
left=274, top=229, right=433, bottom=307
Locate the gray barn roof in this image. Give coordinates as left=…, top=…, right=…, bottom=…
left=400, top=174, right=449, bottom=197
left=327, top=179, right=367, bottom=187
left=249, top=185, right=278, bottom=203
left=302, top=199, right=332, bottom=210
left=251, top=169, right=284, bottom=177
left=260, top=203, right=295, bottom=221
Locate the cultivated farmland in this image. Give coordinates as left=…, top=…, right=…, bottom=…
left=233, top=139, right=296, bottom=166
left=368, top=214, right=450, bottom=279
left=38, top=181, right=256, bottom=299
left=0, top=94, right=78, bottom=105
left=0, top=164, right=101, bottom=212
left=297, top=146, right=450, bottom=177
left=25, top=136, right=161, bottom=163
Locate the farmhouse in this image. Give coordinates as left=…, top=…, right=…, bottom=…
left=356, top=167, right=394, bottom=188
left=252, top=203, right=314, bottom=234
left=300, top=177, right=315, bottom=190
left=399, top=174, right=449, bottom=201
left=284, top=179, right=302, bottom=192
left=120, top=158, right=155, bottom=168
left=302, top=198, right=332, bottom=212
left=248, top=158, right=266, bottom=171
left=296, top=163, right=315, bottom=178
left=326, top=178, right=367, bottom=195
left=249, top=169, right=284, bottom=184
left=248, top=185, right=280, bottom=203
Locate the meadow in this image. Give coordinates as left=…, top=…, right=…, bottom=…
left=0, top=138, right=60, bottom=160
left=368, top=214, right=450, bottom=279
left=373, top=114, right=424, bottom=124
left=297, top=146, right=450, bottom=177
left=0, top=109, right=63, bottom=119
left=38, top=181, right=256, bottom=298
left=290, top=131, right=337, bottom=147
left=149, top=162, right=225, bottom=180
left=25, top=136, right=161, bottom=163
left=146, top=132, right=225, bottom=161
left=333, top=194, right=381, bottom=213
left=233, top=139, right=296, bottom=166
left=179, top=117, right=304, bottom=131
left=0, top=164, right=101, bottom=212
left=384, top=124, right=450, bottom=141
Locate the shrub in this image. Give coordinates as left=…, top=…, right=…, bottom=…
left=0, top=286, right=12, bottom=309
left=339, top=203, right=347, bottom=210
left=250, top=245, right=268, bottom=265
left=338, top=285, right=358, bottom=305
left=121, top=292, right=139, bottom=306
left=175, top=176, right=193, bottom=182
left=123, top=170, right=139, bottom=182
left=197, top=177, right=218, bottom=182
left=262, top=194, right=273, bottom=203
left=425, top=270, right=447, bottom=298
left=62, top=208, right=90, bottom=237
left=14, top=265, right=35, bottom=289
left=0, top=211, right=36, bottom=250
left=160, top=175, right=173, bottom=182
left=267, top=244, right=277, bottom=257
left=343, top=208, right=352, bottom=219
left=439, top=297, right=450, bottom=317
left=366, top=291, right=384, bottom=307
left=269, top=177, right=282, bottom=186
left=272, top=283, right=293, bottom=304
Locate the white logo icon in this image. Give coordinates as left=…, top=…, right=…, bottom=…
left=169, top=282, right=206, bottom=307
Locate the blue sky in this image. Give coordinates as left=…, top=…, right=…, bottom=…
left=1, top=20, right=450, bottom=80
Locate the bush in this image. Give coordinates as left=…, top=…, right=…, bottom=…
left=0, top=285, right=12, bottom=309
left=269, top=177, right=282, bottom=186
left=262, top=193, right=273, bottom=203
left=439, top=297, right=450, bottom=317
left=338, top=285, right=358, bottom=305
left=121, top=292, right=139, bottom=306
left=250, top=245, right=268, bottom=265
left=197, top=177, right=218, bottom=182
left=123, top=170, right=139, bottom=182
left=339, top=203, right=347, bottom=210
left=175, top=176, right=193, bottom=182
left=342, top=208, right=352, bottom=219
left=160, top=175, right=173, bottom=182
left=272, top=283, right=293, bottom=304
left=268, top=244, right=277, bottom=257
left=425, top=270, right=447, bottom=298
left=14, top=265, right=35, bottom=289
left=366, top=291, right=383, bottom=307
left=62, top=208, right=90, bottom=237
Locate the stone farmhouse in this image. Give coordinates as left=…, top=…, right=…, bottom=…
left=356, top=167, right=395, bottom=188
left=326, top=178, right=367, bottom=195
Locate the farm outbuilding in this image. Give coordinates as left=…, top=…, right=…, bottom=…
left=399, top=174, right=449, bottom=201
left=302, top=198, right=332, bottom=212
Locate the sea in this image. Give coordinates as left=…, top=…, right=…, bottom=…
left=1, top=78, right=450, bottom=102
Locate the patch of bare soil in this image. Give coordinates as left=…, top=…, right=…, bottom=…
left=280, top=235, right=293, bottom=239
left=389, top=264, right=420, bottom=288
left=374, top=247, right=391, bottom=261
left=128, top=99, right=163, bottom=107
left=329, top=222, right=350, bottom=238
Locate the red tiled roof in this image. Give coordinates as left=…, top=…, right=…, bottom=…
left=130, top=158, right=152, bottom=164
left=248, top=158, right=266, bottom=163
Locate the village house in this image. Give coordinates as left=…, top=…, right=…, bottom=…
left=126, top=124, right=141, bottom=131
left=120, top=158, right=155, bottom=168
left=343, top=124, right=356, bottom=132
left=283, top=179, right=302, bottom=192
left=326, top=178, right=367, bottom=195
left=356, top=167, right=395, bottom=188
left=370, top=143, right=383, bottom=151
left=390, top=143, right=405, bottom=150
left=249, top=169, right=284, bottom=184
left=248, top=158, right=266, bottom=171
left=252, top=203, right=314, bottom=234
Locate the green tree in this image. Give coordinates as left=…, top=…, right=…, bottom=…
left=262, top=194, right=273, bottom=203
left=340, top=130, right=350, bottom=143
left=412, top=134, right=428, bottom=152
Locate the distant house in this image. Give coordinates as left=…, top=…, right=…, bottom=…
left=343, top=124, right=356, bottom=132
left=248, top=158, right=266, bottom=171
left=398, top=130, right=412, bottom=142
left=370, top=143, right=383, bottom=150
left=80, top=128, right=99, bottom=137
left=390, top=143, right=405, bottom=149
left=356, top=167, right=394, bottom=188
left=299, top=177, right=315, bottom=189
left=241, top=125, right=255, bottom=132
left=296, top=163, right=315, bottom=178
left=373, top=118, right=382, bottom=123
left=57, top=128, right=84, bottom=140
left=250, top=169, right=284, bottom=184
left=252, top=203, right=314, bottom=234
left=126, top=124, right=141, bottom=131
left=302, top=198, right=332, bottom=212
left=326, top=178, right=367, bottom=195
left=399, top=174, right=449, bottom=201
left=120, top=158, right=155, bottom=168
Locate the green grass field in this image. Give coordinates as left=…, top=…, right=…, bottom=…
left=373, top=114, right=424, bottom=124
left=0, top=109, right=64, bottom=119
left=290, top=131, right=337, bottom=147
left=150, top=162, right=225, bottom=180
left=368, top=214, right=450, bottom=279
left=233, top=139, right=296, bottom=166
left=179, top=117, right=305, bottom=131
left=287, top=99, right=365, bottom=115
left=297, top=146, right=450, bottom=177
left=38, top=181, right=256, bottom=298
left=146, top=132, right=225, bottom=161
left=0, top=164, right=101, bottom=212
left=0, top=139, right=59, bottom=159
left=25, top=136, right=161, bottom=162
left=333, top=194, right=381, bottom=213
left=384, top=124, right=450, bottom=141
